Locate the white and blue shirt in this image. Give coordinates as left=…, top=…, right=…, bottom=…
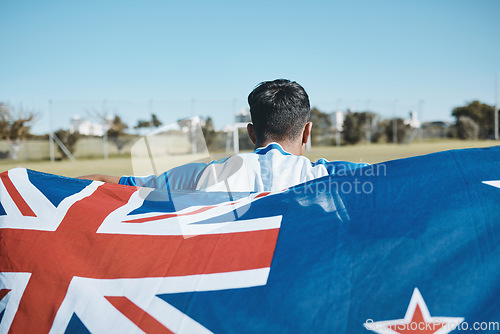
left=119, top=143, right=368, bottom=192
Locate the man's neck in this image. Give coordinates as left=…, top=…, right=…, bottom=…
left=254, top=140, right=303, bottom=156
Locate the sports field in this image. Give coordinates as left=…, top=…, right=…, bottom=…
left=0, top=139, right=497, bottom=178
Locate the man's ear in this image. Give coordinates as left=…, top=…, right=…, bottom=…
left=247, top=123, right=256, bottom=144
left=302, top=122, right=312, bottom=144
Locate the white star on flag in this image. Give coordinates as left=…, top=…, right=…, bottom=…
left=364, top=288, right=464, bottom=334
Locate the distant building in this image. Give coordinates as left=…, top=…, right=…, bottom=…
left=178, top=116, right=202, bottom=133
left=70, top=115, right=107, bottom=136
left=421, top=121, right=451, bottom=128
left=235, top=108, right=251, bottom=123
left=329, top=110, right=345, bottom=131
left=404, top=111, right=421, bottom=128
left=421, top=120, right=452, bottom=139
left=222, top=124, right=234, bottom=133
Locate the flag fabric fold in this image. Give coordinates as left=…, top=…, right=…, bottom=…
left=0, top=145, right=499, bottom=333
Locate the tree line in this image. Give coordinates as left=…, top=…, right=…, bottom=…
left=309, top=100, right=498, bottom=145
left=310, top=108, right=410, bottom=146
left=0, top=100, right=497, bottom=160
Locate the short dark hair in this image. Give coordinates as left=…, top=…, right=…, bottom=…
left=247, top=79, right=310, bottom=142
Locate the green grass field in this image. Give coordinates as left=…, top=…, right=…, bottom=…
left=0, top=139, right=497, bottom=177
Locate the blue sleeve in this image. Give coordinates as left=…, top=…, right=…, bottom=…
left=312, top=158, right=369, bottom=175
left=118, top=162, right=208, bottom=190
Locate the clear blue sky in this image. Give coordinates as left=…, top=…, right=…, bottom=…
left=1, top=0, right=499, bottom=134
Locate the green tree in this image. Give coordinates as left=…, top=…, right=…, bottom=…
left=370, top=118, right=387, bottom=143
left=452, top=101, right=496, bottom=139
left=54, top=129, right=80, bottom=159
left=134, top=120, right=151, bottom=129
left=107, top=115, right=128, bottom=136
left=134, top=114, right=163, bottom=130
left=0, top=103, right=36, bottom=160
left=342, top=111, right=379, bottom=145
left=151, top=114, right=163, bottom=128
left=342, top=112, right=362, bottom=145
left=201, top=117, right=217, bottom=151
left=107, top=115, right=129, bottom=154
left=309, top=107, right=332, bottom=146
left=385, top=118, right=410, bottom=144
left=456, top=116, right=479, bottom=140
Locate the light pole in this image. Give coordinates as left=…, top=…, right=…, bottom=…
left=102, top=100, right=109, bottom=160
left=366, top=99, right=371, bottom=144
left=495, top=74, right=499, bottom=141
left=392, top=100, right=398, bottom=144
left=48, top=100, right=55, bottom=163
left=190, top=99, right=197, bottom=154
left=418, top=99, right=424, bottom=142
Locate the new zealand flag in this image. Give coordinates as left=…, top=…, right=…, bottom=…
left=0, top=146, right=499, bottom=333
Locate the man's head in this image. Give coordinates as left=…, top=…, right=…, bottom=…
left=247, top=79, right=311, bottom=153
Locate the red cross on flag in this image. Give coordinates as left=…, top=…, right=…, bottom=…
left=0, top=168, right=281, bottom=333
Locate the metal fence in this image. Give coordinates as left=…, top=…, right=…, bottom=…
left=0, top=137, right=137, bottom=161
